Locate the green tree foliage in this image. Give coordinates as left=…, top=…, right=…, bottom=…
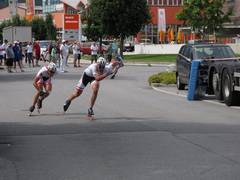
left=0, top=14, right=57, bottom=41
left=31, top=17, right=47, bottom=40
left=177, top=0, right=232, bottom=35
left=45, top=14, right=57, bottom=40
left=86, top=0, right=150, bottom=55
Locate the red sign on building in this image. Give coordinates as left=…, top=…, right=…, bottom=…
left=64, top=14, right=79, bottom=30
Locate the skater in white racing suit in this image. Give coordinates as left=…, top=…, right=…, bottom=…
left=29, top=62, right=57, bottom=114
left=63, top=57, right=118, bottom=117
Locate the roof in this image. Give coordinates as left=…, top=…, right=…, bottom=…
left=60, top=0, right=87, bottom=10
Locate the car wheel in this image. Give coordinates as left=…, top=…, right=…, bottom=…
left=212, top=70, right=222, bottom=100
left=177, top=74, right=185, bottom=90
left=222, top=69, right=240, bottom=106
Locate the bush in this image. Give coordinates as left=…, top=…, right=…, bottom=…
left=148, top=72, right=176, bottom=85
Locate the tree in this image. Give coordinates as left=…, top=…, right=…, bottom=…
left=177, top=0, right=232, bottom=38
left=86, top=0, right=150, bottom=56
left=32, top=17, right=47, bottom=40
left=45, top=14, right=57, bottom=40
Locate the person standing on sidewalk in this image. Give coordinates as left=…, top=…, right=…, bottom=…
left=5, top=43, right=14, bottom=73
left=12, top=41, right=24, bottom=72
left=27, top=42, right=34, bottom=67
left=90, top=42, right=98, bottom=64
left=0, top=39, right=8, bottom=67
left=33, top=41, right=41, bottom=67
left=0, top=41, right=3, bottom=67
left=72, top=41, right=81, bottom=67
left=60, top=40, right=68, bottom=73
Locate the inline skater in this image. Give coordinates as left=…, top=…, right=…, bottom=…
left=29, top=62, right=57, bottom=115
left=63, top=57, right=115, bottom=119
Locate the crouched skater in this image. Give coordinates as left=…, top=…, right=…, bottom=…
left=29, top=62, right=57, bottom=115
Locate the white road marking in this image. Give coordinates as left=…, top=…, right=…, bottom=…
left=152, top=86, right=240, bottom=110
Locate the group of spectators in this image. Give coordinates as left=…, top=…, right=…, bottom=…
left=0, top=39, right=25, bottom=73
left=0, top=39, right=82, bottom=73
left=0, top=39, right=119, bottom=73
left=0, top=40, right=42, bottom=73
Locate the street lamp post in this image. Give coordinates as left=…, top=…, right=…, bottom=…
left=78, top=11, right=82, bottom=43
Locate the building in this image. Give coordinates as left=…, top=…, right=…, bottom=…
left=0, top=0, right=26, bottom=22
left=0, top=0, right=43, bottom=22
left=136, top=0, right=184, bottom=44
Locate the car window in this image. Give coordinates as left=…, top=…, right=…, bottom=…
left=182, top=46, right=191, bottom=58
left=195, top=46, right=236, bottom=59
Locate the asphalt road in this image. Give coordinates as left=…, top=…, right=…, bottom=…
left=0, top=63, right=240, bottom=180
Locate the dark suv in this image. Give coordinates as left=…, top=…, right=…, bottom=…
left=176, top=41, right=236, bottom=90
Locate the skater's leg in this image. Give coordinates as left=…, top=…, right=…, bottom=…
left=32, top=84, right=43, bottom=107
left=37, top=83, right=51, bottom=109
left=90, top=81, right=99, bottom=108
left=63, top=89, right=83, bottom=112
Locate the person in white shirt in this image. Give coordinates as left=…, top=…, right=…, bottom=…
left=63, top=57, right=118, bottom=118
left=90, top=42, right=99, bottom=64
left=0, top=39, right=8, bottom=67
left=72, top=41, right=81, bottom=67
left=60, top=40, right=68, bottom=72
left=27, top=42, right=34, bottom=67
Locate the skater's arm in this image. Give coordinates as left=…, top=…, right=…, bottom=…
left=94, top=72, right=109, bottom=81
left=33, top=76, right=41, bottom=91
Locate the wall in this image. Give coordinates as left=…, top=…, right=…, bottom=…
left=134, top=44, right=183, bottom=54
left=134, top=43, right=240, bottom=55
left=0, top=6, right=26, bottom=22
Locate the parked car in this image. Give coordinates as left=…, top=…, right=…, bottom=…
left=80, top=42, right=108, bottom=55
left=176, top=40, right=240, bottom=106
left=123, top=42, right=134, bottom=52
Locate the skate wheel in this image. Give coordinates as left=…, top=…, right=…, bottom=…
left=28, top=112, right=32, bottom=116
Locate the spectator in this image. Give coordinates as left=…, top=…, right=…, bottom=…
left=65, top=41, right=70, bottom=66
left=106, top=43, right=113, bottom=63
left=72, top=41, right=81, bottom=67
left=0, top=41, right=3, bottom=66
left=27, top=42, right=34, bottom=67
left=12, top=41, right=24, bottom=72
left=18, top=42, right=24, bottom=68
left=111, top=40, right=118, bottom=57
left=60, top=40, right=68, bottom=73
left=90, top=42, right=98, bottom=64
left=50, top=44, right=57, bottom=64
left=46, top=41, right=53, bottom=62
left=5, top=43, right=14, bottom=73
left=33, top=41, right=41, bottom=67
left=0, top=39, right=8, bottom=67
left=56, top=40, right=61, bottom=68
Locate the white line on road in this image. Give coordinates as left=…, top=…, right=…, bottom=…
left=152, top=86, right=240, bottom=110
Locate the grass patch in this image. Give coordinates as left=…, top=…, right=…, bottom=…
left=148, top=72, right=176, bottom=85
left=82, top=54, right=177, bottom=63
left=124, top=54, right=177, bottom=63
